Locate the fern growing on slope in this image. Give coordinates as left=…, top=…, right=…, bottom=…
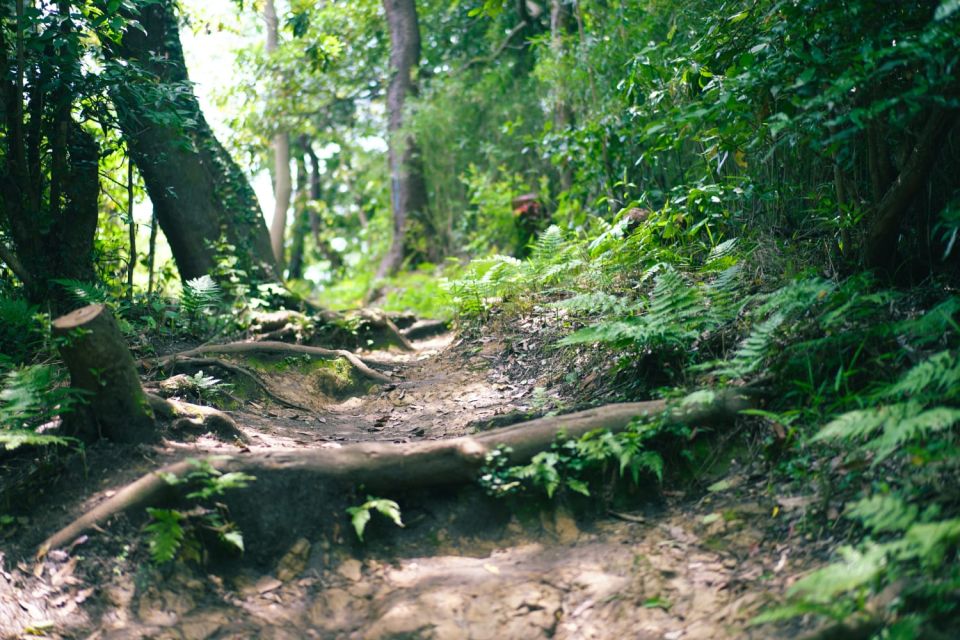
left=762, top=320, right=960, bottom=633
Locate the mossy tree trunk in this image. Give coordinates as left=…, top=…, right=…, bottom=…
left=107, top=0, right=276, bottom=282
left=53, top=304, right=156, bottom=443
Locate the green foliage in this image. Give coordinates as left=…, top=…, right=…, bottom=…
left=0, top=365, right=82, bottom=451
left=0, top=296, right=43, bottom=364
left=52, top=279, right=112, bottom=308
left=165, top=371, right=232, bottom=405
left=479, top=413, right=669, bottom=501
left=346, top=496, right=404, bottom=541
left=178, top=275, right=227, bottom=336
left=145, top=457, right=254, bottom=564
left=144, top=508, right=186, bottom=564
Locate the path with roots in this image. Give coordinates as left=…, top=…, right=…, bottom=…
left=1, top=330, right=815, bottom=639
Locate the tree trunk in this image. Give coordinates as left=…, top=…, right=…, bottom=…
left=550, top=0, right=575, bottom=193
left=265, top=0, right=291, bottom=269
left=864, top=109, right=959, bottom=272
left=40, top=389, right=756, bottom=554
left=108, top=0, right=276, bottom=283
left=288, top=149, right=310, bottom=280
left=0, top=0, right=100, bottom=307
left=377, top=0, right=429, bottom=278
left=52, top=304, right=156, bottom=443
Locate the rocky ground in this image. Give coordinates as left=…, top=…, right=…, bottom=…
left=1, top=327, right=825, bottom=639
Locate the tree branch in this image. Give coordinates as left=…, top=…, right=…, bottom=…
left=0, top=241, right=31, bottom=286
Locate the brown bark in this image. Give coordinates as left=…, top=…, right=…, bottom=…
left=53, top=305, right=156, bottom=443
left=377, top=0, right=429, bottom=278
left=864, top=109, right=960, bottom=271
left=108, top=0, right=276, bottom=282
left=38, top=389, right=755, bottom=555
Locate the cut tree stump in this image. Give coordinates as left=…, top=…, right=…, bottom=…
left=38, top=389, right=756, bottom=555
left=53, top=304, right=156, bottom=443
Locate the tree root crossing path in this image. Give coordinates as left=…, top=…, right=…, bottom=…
left=3, top=330, right=806, bottom=640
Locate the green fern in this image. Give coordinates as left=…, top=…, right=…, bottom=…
left=0, top=430, right=73, bottom=450
left=144, top=508, right=185, bottom=564
left=813, top=402, right=922, bottom=445
left=0, top=296, right=41, bottom=363
left=181, top=275, right=222, bottom=317
left=0, top=365, right=82, bottom=450
left=789, top=543, right=888, bottom=605
left=529, top=224, right=564, bottom=266
left=713, top=313, right=784, bottom=379
left=52, top=278, right=109, bottom=306
left=551, top=292, right=631, bottom=315
left=847, top=494, right=919, bottom=534
left=896, top=298, right=960, bottom=347
left=884, top=350, right=960, bottom=399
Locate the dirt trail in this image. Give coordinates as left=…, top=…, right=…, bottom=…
left=1, top=332, right=811, bottom=639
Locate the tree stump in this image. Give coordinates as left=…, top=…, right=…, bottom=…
left=52, top=304, right=156, bottom=443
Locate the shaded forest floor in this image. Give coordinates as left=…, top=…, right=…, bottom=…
left=1, top=320, right=830, bottom=639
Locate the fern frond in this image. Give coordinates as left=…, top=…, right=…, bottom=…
left=0, top=430, right=73, bottom=450
left=755, top=278, right=835, bottom=318
left=557, top=319, right=653, bottom=348
left=713, top=313, right=785, bottom=379
left=884, top=350, right=960, bottom=399
left=0, top=365, right=55, bottom=427
left=530, top=225, right=564, bottom=263
left=144, top=508, right=185, bottom=564
left=902, top=519, right=960, bottom=567
left=181, top=275, right=222, bottom=316
left=813, top=402, right=922, bottom=443
left=551, top=292, right=631, bottom=315
left=846, top=494, right=918, bottom=534
left=52, top=278, right=109, bottom=306
left=787, top=544, right=887, bottom=604
left=897, top=298, right=960, bottom=347
left=704, top=238, right=738, bottom=268
left=868, top=406, right=960, bottom=462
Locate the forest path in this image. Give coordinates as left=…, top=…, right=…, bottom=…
left=2, top=330, right=808, bottom=639
left=223, top=332, right=532, bottom=450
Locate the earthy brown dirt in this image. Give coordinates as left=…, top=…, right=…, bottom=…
left=1, top=330, right=821, bottom=639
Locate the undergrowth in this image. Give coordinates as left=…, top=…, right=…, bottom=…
left=451, top=218, right=960, bottom=637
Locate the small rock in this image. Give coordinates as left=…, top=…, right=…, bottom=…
left=255, top=576, right=283, bottom=594
left=337, top=558, right=363, bottom=582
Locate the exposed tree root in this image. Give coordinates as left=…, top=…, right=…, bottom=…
left=146, top=341, right=395, bottom=384
left=38, top=389, right=755, bottom=556
left=357, top=309, right=416, bottom=351
left=146, top=394, right=248, bottom=444
left=401, top=319, right=449, bottom=341
left=159, top=356, right=317, bottom=414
